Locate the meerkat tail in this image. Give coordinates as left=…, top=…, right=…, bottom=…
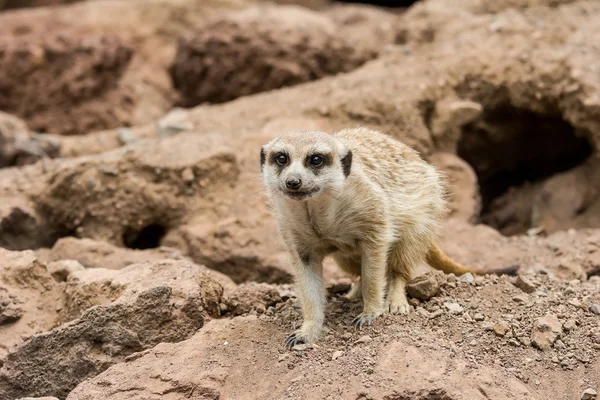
left=426, top=243, right=520, bottom=276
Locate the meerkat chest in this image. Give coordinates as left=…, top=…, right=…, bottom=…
left=297, top=203, right=360, bottom=254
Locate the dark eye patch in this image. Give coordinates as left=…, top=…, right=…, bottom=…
left=305, top=153, right=332, bottom=172
left=269, top=151, right=290, bottom=174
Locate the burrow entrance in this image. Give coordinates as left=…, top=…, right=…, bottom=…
left=122, top=224, right=168, bottom=250
left=457, top=105, right=594, bottom=236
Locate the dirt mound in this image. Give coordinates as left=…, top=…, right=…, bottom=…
left=170, top=6, right=381, bottom=106
left=0, top=259, right=226, bottom=399
left=67, top=272, right=600, bottom=400
left=0, top=33, right=134, bottom=135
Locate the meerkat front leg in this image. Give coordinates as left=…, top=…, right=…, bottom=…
left=352, top=241, right=387, bottom=328
left=286, top=251, right=326, bottom=348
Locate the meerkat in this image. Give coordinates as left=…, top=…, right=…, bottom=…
left=260, top=127, right=517, bottom=348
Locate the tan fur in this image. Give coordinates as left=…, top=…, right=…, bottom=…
left=260, top=127, right=502, bottom=347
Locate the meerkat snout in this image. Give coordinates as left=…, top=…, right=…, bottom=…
left=260, top=130, right=353, bottom=201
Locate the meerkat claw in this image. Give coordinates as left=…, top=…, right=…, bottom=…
left=351, top=314, right=374, bottom=329
left=285, top=332, right=307, bottom=348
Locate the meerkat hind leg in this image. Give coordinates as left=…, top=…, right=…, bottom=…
left=332, top=253, right=362, bottom=301
left=385, top=243, right=415, bottom=315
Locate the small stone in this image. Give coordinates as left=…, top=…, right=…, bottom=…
left=331, top=350, right=344, bottom=360
left=181, top=168, right=194, bottom=183
left=493, top=321, right=511, bottom=337
left=512, top=294, right=528, bottom=304
left=569, top=298, right=583, bottom=308
left=429, top=309, right=444, bottom=319
left=460, top=273, right=475, bottom=284
left=407, top=272, right=442, bottom=301
left=589, top=304, right=600, bottom=315
left=482, top=322, right=494, bottom=331
left=563, top=319, right=577, bottom=332
left=355, top=335, right=372, bottom=344
left=515, top=275, right=536, bottom=293
left=341, top=332, right=352, bottom=340
left=518, top=336, right=531, bottom=347
left=444, top=302, right=464, bottom=314
left=292, top=344, right=307, bottom=351
left=581, top=388, right=597, bottom=400
left=531, top=314, right=562, bottom=350
left=474, top=313, right=485, bottom=321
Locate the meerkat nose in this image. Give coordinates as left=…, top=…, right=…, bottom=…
left=286, top=175, right=302, bottom=190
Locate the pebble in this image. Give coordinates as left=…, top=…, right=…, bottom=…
left=515, top=275, right=536, bottom=293
left=444, top=302, right=464, bottom=314
left=331, top=350, right=344, bottom=361
left=406, top=272, right=442, bottom=301
left=482, top=322, right=494, bottom=331
left=473, top=313, right=485, bottom=321
left=531, top=314, right=562, bottom=350
left=493, top=321, right=511, bottom=337
left=460, top=273, right=475, bottom=284
left=512, top=294, right=528, bottom=304
left=581, top=388, right=597, bottom=400
left=355, top=335, right=372, bottom=344
left=589, top=304, right=600, bottom=315
left=563, top=319, right=577, bottom=332
left=429, top=309, right=444, bottom=319
left=292, top=344, right=308, bottom=351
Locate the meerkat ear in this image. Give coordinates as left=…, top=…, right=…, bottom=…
left=260, top=146, right=266, bottom=171
left=341, top=149, right=352, bottom=177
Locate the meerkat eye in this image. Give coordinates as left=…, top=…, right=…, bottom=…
left=275, top=153, right=289, bottom=166
left=309, top=155, right=324, bottom=167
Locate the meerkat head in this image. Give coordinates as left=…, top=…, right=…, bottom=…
left=260, top=130, right=353, bottom=201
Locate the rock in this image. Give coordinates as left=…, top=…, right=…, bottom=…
left=46, top=260, right=85, bottom=282
left=0, top=249, right=64, bottom=360
left=0, top=111, right=60, bottom=168
left=514, top=275, right=536, bottom=293
left=493, top=321, right=511, bottom=337
left=563, top=319, right=577, bottom=332
left=589, top=304, right=600, bottom=315
left=355, top=335, right=372, bottom=344
left=223, top=283, right=282, bottom=316
left=429, top=152, right=481, bottom=222
left=35, top=132, right=239, bottom=247
left=39, top=237, right=188, bottom=271
left=582, top=388, right=597, bottom=400
left=531, top=314, right=562, bottom=351
left=474, top=313, right=485, bottom=321
left=331, top=350, right=344, bottom=361
left=0, top=199, right=52, bottom=251
left=459, top=272, right=475, bottom=284
left=444, top=302, right=464, bottom=315
left=170, top=6, right=375, bottom=107
left=407, top=272, right=443, bottom=301
left=0, top=287, right=23, bottom=325
left=17, top=397, right=60, bottom=400
left=0, top=260, right=225, bottom=399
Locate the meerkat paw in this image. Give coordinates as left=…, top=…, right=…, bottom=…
left=285, top=323, right=322, bottom=348
left=351, top=310, right=382, bottom=329
left=385, top=290, right=411, bottom=315
left=342, top=280, right=362, bottom=302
